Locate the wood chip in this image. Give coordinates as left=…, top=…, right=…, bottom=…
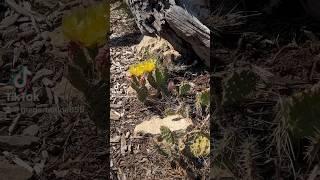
left=0, top=157, right=33, bottom=180
left=0, top=135, right=39, bottom=147
left=3, top=151, right=34, bottom=173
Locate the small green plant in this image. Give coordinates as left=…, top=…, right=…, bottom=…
left=163, top=103, right=191, bottom=118
left=272, top=84, right=320, bottom=177
left=189, top=133, right=210, bottom=158
left=149, top=64, right=169, bottom=96
left=196, top=89, right=210, bottom=112
left=128, top=59, right=169, bottom=103
left=160, top=126, right=175, bottom=144
left=130, top=75, right=149, bottom=103
left=63, top=2, right=109, bottom=131
left=155, top=126, right=210, bottom=159
left=154, top=126, right=178, bottom=158
left=178, top=82, right=192, bottom=96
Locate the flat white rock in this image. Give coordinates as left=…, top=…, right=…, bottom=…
left=134, top=115, right=193, bottom=136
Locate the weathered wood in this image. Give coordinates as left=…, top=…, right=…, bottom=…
left=302, top=0, right=320, bottom=21
left=165, top=5, right=210, bottom=66
left=177, top=0, right=210, bottom=21
left=125, top=0, right=210, bottom=67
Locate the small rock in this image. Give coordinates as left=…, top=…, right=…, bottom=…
left=22, top=125, right=39, bottom=136
left=135, top=35, right=178, bottom=57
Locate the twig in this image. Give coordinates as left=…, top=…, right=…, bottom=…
left=62, top=118, right=79, bottom=161
left=8, top=114, right=21, bottom=135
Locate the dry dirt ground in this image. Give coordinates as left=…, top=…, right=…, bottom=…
left=0, top=0, right=109, bottom=179
left=110, top=2, right=210, bottom=179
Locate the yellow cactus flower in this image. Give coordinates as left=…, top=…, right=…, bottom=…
left=129, top=64, right=144, bottom=77
left=62, top=2, right=109, bottom=48
left=128, top=59, right=157, bottom=77
left=190, top=134, right=210, bottom=158
left=143, top=59, right=156, bottom=73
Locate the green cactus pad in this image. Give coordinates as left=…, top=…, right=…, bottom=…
left=222, top=68, right=258, bottom=105
left=160, top=126, right=175, bottom=145
left=196, top=89, right=210, bottom=108
left=287, top=86, right=320, bottom=139
left=137, top=86, right=148, bottom=103
left=154, top=67, right=169, bottom=96
left=179, top=82, right=191, bottom=96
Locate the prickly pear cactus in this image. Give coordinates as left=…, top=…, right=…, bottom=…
left=128, top=59, right=169, bottom=102
left=154, top=66, right=169, bottom=96
left=189, top=133, right=210, bottom=158
left=154, top=126, right=177, bottom=158
left=62, top=2, right=109, bottom=132
left=160, top=126, right=175, bottom=144
left=130, top=76, right=149, bottom=103
left=196, top=89, right=210, bottom=112
left=286, top=85, right=320, bottom=139
left=222, top=68, right=258, bottom=105
left=179, top=82, right=191, bottom=96
left=147, top=73, right=158, bottom=90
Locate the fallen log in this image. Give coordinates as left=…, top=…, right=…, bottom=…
left=125, top=0, right=210, bottom=67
